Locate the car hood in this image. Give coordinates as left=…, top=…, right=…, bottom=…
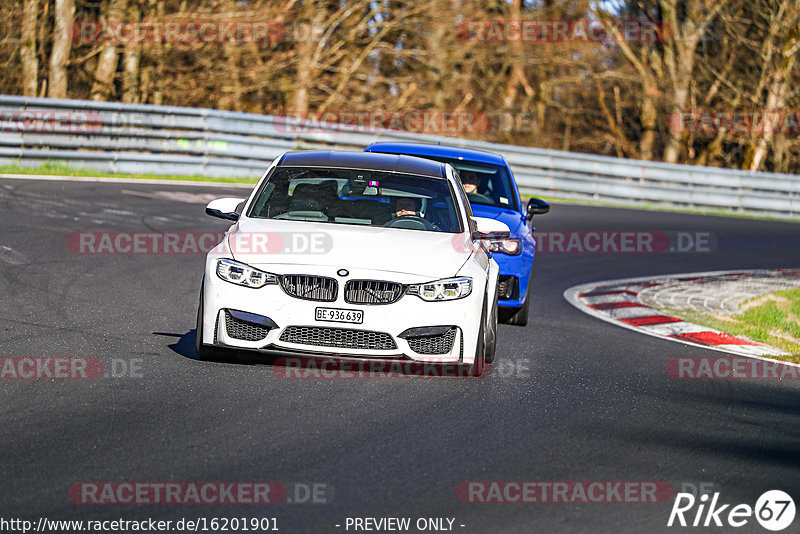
left=222, top=218, right=473, bottom=279
left=471, top=204, right=525, bottom=236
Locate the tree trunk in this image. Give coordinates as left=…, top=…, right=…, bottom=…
left=91, top=0, right=128, bottom=100
left=661, top=0, right=720, bottom=163
left=149, top=0, right=165, bottom=105
left=121, top=1, right=141, bottom=103
left=292, top=1, right=324, bottom=113
left=502, top=0, right=534, bottom=109
left=746, top=12, right=799, bottom=171
left=21, top=0, right=38, bottom=96
left=639, top=83, right=658, bottom=160
left=746, top=71, right=792, bottom=171
left=48, top=0, right=75, bottom=98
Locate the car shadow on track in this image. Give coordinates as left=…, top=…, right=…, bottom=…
left=154, top=330, right=278, bottom=366
left=154, top=330, right=490, bottom=377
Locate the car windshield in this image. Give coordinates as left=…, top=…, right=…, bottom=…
left=248, top=166, right=462, bottom=233
left=404, top=156, right=516, bottom=209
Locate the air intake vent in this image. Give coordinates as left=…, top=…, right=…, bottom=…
left=344, top=280, right=404, bottom=304
left=406, top=328, right=457, bottom=355
left=497, top=275, right=518, bottom=300
left=280, top=275, right=337, bottom=302
left=280, top=326, right=396, bottom=350
left=224, top=310, right=270, bottom=341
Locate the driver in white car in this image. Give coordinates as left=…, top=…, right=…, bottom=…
left=393, top=197, right=421, bottom=218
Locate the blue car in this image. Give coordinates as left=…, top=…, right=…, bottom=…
left=365, top=142, right=549, bottom=326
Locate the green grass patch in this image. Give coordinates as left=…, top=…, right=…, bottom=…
left=657, top=287, right=800, bottom=363
left=0, top=162, right=258, bottom=184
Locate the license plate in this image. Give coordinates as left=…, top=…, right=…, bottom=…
left=315, top=307, right=364, bottom=324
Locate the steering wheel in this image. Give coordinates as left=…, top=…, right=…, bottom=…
left=467, top=192, right=494, bottom=205
left=384, top=215, right=436, bottom=231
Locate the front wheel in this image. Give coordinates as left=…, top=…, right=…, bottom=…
left=470, top=299, right=488, bottom=377
left=196, top=281, right=224, bottom=361
left=501, top=275, right=531, bottom=326
left=485, top=287, right=498, bottom=364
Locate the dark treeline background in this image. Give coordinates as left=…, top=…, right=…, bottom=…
left=2, top=0, right=799, bottom=173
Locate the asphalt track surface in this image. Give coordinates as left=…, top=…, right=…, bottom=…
left=1, top=176, right=799, bottom=533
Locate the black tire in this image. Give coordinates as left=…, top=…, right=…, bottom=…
left=485, top=286, right=498, bottom=364
left=502, top=276, right=531, bottom=327
left=470, top=299, right=488, bottom=377
left=196, top=281, right=223, bottom=361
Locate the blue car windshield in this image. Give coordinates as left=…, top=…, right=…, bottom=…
left=408, top=156, right=517, bottom=209
left=248, top=166, right=462, bottom=233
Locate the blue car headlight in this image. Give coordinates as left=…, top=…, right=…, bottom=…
left=488, top=238, right=521, bottom=255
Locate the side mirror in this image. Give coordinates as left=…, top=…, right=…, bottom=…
left=470, top=216, right=511, bottom=241
left=206, top=198, right=245, bottom=221
left=526, top=197, right=550, bottom=220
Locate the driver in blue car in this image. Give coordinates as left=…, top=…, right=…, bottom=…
left=460, top=170, right=493, bottom=204
left=461, top=170, right=480, bottom=194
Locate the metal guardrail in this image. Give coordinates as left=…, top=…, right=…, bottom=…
left=1, top=95, right=798, bottom=218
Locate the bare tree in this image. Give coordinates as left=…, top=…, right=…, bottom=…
left=90, top=0, right=128, bottom=100
left=2, top=0, right=797, bottom=172
left=21, top=0, right=38, bottom=96
left=743, top=0, right=800, bottom=171
left=660, top=0, right=723, bottom=163
left=502, top=0, right=534, bottom=109
left=48, top=0, right=75, bottom=98
left=121, top=1, right=141, bottom=103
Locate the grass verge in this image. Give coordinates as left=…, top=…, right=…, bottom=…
left=657, top=287, right=800, bottom=363
left=2, top=163, right=799, bottom=223
left=0, top=162, right=258, bottom=184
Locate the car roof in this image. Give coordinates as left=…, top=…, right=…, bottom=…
left=278, top=150, right=446, bottom=178
left=365, top=142, right=508, bottom=166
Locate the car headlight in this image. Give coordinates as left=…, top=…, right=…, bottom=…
left=216, top=259, right=277, bottom=288
left=488, top=238, right=521, bottom=255
left=407, top=277, right=472, bottom=301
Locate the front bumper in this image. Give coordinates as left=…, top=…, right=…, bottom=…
left=492, top=248, right=534, bottom=309
left=200, top=263, right=485, bottom=365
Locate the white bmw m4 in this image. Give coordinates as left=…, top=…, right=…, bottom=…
left=196, top=150, right=510, bottom=376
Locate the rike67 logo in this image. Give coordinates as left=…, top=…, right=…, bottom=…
left=668, top=490, right=795, bottom=531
